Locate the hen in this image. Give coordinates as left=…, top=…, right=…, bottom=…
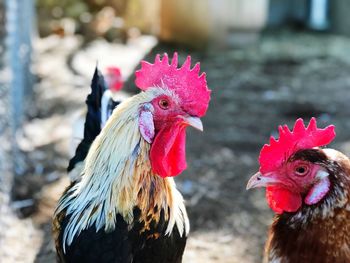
left=247, top=118, right=350, bottom=263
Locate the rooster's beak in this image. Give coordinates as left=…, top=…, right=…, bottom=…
left=246, top=172, right=283, bottom=190
left=184, top=116, right=203, bottom=131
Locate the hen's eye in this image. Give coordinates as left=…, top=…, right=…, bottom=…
left=159, top=99, right=169, bottom=110
left=295, top=165, right=309, bottom=176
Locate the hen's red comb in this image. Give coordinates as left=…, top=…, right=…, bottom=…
left=259, top=118, right=336, bottom=174
left=106, top=66, right=123, bottom=91
left=106, top=66, right=121, bottom=76
left=135, top=53, right=211, bottom=117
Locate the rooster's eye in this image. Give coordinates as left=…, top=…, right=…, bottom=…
left=295, top=165, right=309, bottom=176
left=159, top=99, right=169, bottom=110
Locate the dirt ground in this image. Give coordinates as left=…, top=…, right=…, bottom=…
left=9, top=31, right=350, bottom=263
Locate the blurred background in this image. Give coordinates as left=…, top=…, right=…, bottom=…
left=1, top=0, right=350, bottom=262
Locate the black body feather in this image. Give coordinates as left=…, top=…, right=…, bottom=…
left=55, top=207, right=186, bottom=263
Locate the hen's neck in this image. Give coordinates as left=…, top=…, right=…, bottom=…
left=267, top=173, right=350, bottom=263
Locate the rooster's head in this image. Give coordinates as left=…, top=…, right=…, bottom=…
left=135, top=53, right=211, bottom=178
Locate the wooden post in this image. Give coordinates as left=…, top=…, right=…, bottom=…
left=124, top=0, right=161, bottom=35
left=159, top=0, right=210, bottom=48
left=159, top=0, right=268, bottom=48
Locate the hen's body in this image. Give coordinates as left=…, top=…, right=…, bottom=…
left=264, top=149, right=350, bottom=263
left=267, top=209, right=350, bottom=263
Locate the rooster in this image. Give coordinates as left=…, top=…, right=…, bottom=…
left=53, top=53, right=211, bottom=263
left=68, top=66, right=124, bottom=181
left=247, top=118, right=350, bottom=263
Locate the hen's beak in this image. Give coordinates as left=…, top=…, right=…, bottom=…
left=183, top=116, right=203, bottom=131
left=246, top=172, right=283, bottom=190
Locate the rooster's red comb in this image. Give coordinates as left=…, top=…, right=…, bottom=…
left=259, top=118, right=336, bottom=174
left=135, top=53, right=211, bottom=117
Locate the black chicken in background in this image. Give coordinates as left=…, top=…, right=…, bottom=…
left=67, top=67, right=122, bottom=181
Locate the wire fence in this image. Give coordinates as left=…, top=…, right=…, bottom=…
left=6, top=0, right=34, bottom=130
left=0, top=0, right=34, bottom=187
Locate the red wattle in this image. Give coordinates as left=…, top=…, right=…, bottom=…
left=266, top=186, right=302, bottom=214
left=150, top=123, right=187, bottom=177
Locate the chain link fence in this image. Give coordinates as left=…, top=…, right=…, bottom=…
left=0, top=0, right=34, bottom=216
left=1, top=0, right=34, bottom=179
left=0, top=0, right=34, bottom=257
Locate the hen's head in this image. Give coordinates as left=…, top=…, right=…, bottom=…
left=105, top=66, right=123, bottom=92
left=135, top=53, right=211, bottom=178
left=246, top=118, right=343, bottom=214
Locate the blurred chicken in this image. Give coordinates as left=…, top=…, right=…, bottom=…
left=53, top=53, right=211, bottom=263
left=68, top=66, right=124, bottom=181
left=247, top=118, right=350, bottom=263
left=100, top=66, right=124, bottom=127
